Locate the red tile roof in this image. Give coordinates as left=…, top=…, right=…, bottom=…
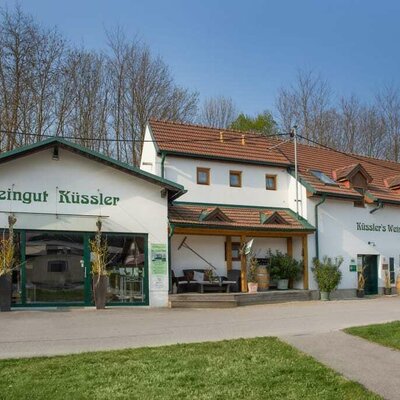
left=149, top=119, right=290, bottom=166
left=149, top=119, right=400, bottom=204
left=169, top=203, right=315, bottom=232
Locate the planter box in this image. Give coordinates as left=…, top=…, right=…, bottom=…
left=93, top=275, right=108, bottom=309
left=0, top=274, right=12, bottom=312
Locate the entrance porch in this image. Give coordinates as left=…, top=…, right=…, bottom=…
left=168, top=203, right=315, bottom=299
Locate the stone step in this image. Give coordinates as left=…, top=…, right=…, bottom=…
left=169, top=298, right=237, bottom=308
left=169, top=290, right=312, bottom=308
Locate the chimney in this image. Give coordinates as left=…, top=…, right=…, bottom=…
left=241, top=135, right=245, bottom=145
left=220, top=132, right=224, bottom=143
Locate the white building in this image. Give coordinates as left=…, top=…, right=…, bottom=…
left=0, top=138, right=184, bottom=308
left=141, top=119, right=400, bottom=298
left=2, top=119, right=399, bottom=309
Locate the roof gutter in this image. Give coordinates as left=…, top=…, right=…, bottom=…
left=161, top=152, right=166, bottom=179
left=315, top=194, right=327, bottom=260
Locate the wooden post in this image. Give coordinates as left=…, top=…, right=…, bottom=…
left=302, top=235, right=309, bottom=290
left=286, top=237, right=293, bottom=257
left=226, top=236, right=232, bottom=272
left=287, top=236, right=294, bottom=289
left=240, top=235, right=247, bottom=292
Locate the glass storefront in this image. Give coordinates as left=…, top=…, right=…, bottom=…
left=10, top=230, right=148, bottom=306
left=25, top=232, right=85, bottom=304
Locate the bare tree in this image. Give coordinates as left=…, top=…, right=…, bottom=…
left=376, top=84, right=400, bottom=161
left=275, top=70, right=333, bottom=144
left=198, top=96, right=238, bottom=128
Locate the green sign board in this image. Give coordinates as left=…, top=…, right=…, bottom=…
left=150, top=243, right=167, bottom=291
left=349, top=265, right=357, bottom=272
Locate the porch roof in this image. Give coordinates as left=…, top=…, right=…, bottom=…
left=169, top=202, right=315, bottom=234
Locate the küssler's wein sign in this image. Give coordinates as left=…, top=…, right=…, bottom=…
left=356, top=222, right=400, bottom=233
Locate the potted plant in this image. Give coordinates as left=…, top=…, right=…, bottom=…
left=357, top=266, right=366, bottom=298
left=312, top=256, right=343, bottom=301
left=269, top=250, right=303, bottom=290
left=383, top=270, right=392, bottom=295
left=90, top=219, right=108, bottom=309
left=0, top=216, right=17, bottom=312
left=247, top=256, right=258, bottom=293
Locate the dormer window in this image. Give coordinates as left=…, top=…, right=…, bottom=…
left=333, top=163, right=372, bottom=189
left=384, top=175, right=400, bottom=191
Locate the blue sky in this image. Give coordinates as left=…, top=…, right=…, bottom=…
left=2, top=0, right=400, bottom=115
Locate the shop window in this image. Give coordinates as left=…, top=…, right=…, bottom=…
left=389, top=257, right=395, bottom=284
left=197, top=167, right=210, bottom=185
left=105, top=235, right=145, bottom=304
left=266, top=174, right=277, bottom=190
left=225, top=242, right=241, bottom=261
left=229, top=171, right=242, bottom=187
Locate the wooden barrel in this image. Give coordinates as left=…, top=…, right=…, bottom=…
left=256, top=266, right=269, bottom=291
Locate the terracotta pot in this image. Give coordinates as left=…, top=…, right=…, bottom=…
left=0, top=274, right=12, bottom=312
left=93, top=275, right=108, bottom=309
left=247, top=282, right=258, bottom=293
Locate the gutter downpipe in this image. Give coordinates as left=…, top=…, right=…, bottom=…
left=315, top=194, right=327, bottom=260
left=370, top=200, right=383, bottom=214
left=161, top=152, right=166, bottom=179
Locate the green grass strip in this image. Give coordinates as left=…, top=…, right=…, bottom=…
left=0, top=337, right=380, bottom=400
left=345, top=321, right=400, bottom=351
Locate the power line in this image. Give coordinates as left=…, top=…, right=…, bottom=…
left=297, top=134, right=400, bottom=174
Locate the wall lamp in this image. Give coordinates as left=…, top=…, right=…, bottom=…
left=368, top=241, right=376, bottom=247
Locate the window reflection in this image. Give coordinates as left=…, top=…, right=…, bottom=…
left=103, top=235, right=145, bottom=303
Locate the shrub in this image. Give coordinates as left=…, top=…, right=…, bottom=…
left=312, top=256, right=343, bottom=293
left=269, top=250, right=303, bottom=281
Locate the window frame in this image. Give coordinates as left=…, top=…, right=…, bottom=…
left=229, top=170, right=242, bottom=188
left=225, top=242, right=241, bottom=261
left=265, top=174, right=277, bottom=191
left=196, top=167, right=210, bottom=185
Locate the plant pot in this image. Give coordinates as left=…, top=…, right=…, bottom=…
left=93, top=275, right=108, bottom=309
left=384, top=287, right=392, bottom=296
left=247, top=282, right=258, bottom=293
left=320, top=291, right=330, bottom=301
left=277, top=279, right=289, bottom=290
left=0, top=274, right=12, bottom=312
left=356, top=289, right=364, bottom=298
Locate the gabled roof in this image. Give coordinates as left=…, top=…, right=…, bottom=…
left=169, top=202, right=315, bottom=232
left=0, top=137, right=185, bottom=197
left=333, top=163, right=372, bottom=183
left=148, top=119, right=291, bottom=167
left=260, top=211, right=288, bottom=225
left=199, top=207, right=232, bottom=222
left=384, top=174, right=400, bottom=189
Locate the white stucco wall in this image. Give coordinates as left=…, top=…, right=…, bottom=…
left=140, top=126, right=162, bottom=176
left=0, top=147, right=170, bottom=307
left=307, top=197, right=400, bottom=290
left=164, top=156, right=290, bottom=207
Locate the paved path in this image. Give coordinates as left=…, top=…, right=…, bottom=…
left=1, top=296, right=399, bottom=359
left=284, top=331, right=400, bottom=400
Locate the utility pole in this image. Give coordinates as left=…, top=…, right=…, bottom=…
left=290, top=126, right=299, bottom=216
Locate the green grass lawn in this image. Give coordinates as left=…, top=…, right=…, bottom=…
left=0, top=337, right=380, bottom=400
left=345, top=321, right=400, bottom=351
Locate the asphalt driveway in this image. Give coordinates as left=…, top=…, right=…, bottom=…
left=1, top=296, right=399, bottom=359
